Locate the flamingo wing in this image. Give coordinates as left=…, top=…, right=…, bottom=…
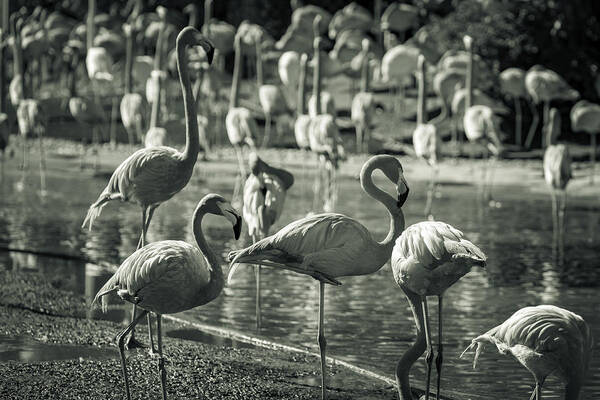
left=229, top=213, right=373, bottom=282
left=93, top=240, right=210, bottom=314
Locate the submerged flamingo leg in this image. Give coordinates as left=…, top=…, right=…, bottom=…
left=317, top=281, right=327, bottom=400
left=422, top=297, right=434, bottom=400
left=117, top=309, right=148, bottom=400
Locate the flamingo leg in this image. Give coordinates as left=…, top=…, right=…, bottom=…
left=356, top=124, right=363, bottom=153
left=117, top=308, right=148, bottom=400
left=550, top=189, right=558, bottom=261
left=558, top=189, right=567, bottom=266
left=317, top=280, right=327, bottom=400
left=536, top=381, right=542, bottom=400
left=424, top=164, right=435, bottom=220
left=261, top=112, right=271, bottom=148
left=514, top=97, right=522, bottom=146
left=156, top=314, right=168, bottom=400
left=541, top=102, right=549, bottom=149
left=435, top=296, right=443, bottom=400
left=147, top=312, right=157, bottom=355
left=525, top=101, right=539, bottom=149
left=252, top=233, right=262, bottom=331
left=38, top=133, right=46, bottom=195
left=591, top=133, right=596, bottom=184
left=422, top=297, right=434, bottom=400
left=127, top=207, right=150, bottom=350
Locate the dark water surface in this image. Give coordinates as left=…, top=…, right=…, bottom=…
left=0, top=155, right=598, bottom=399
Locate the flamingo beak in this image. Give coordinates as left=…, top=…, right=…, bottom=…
left=397, top=177, right=409, bottom=208
left=233, top=215, right=242, bottom=240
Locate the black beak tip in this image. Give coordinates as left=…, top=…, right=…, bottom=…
left=206, top=47, right=215, bottom=65
left=397, top=187, right=409, bottom=208
left=233, top=216, right=242, bottom=240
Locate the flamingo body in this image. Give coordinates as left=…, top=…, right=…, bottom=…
left=544, top=145, right=571, bottom=190
left=463, top=105, right=502, bottom=153
left=278, top=51, right=301, bottom=87
left=308, top=91, right=336, bottom=118
left=86, top=47, right=113, bottom=80
left=226, top=107, right=258, bottom=146
left=294, top=115, right=311, bottom=150
left=259, top=85, right=289, bottom=115
left=413, top=124, right=439, bottom=167
left=94, top=240, right=216, bottom=315
left=308, top=114, right=345, bottom=168
left=69, top=97, right=106, bottom=125
left=462, top=305, right=593, bottom=400
left=392, top=221, right=486, bottom=296
left=525, top=66, right=579, bottom=104
left=17, top=100, right=45, bottom=139
left=381, top=45, right=420, bottom=83
left=120, top=93, right=146, bottom=143
left=570, top=100, right=600, bottom=134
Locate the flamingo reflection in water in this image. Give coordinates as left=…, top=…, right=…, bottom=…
left=229, top=155, right=409, bottom=400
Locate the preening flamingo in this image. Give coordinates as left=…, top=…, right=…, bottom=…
left=499, top=67, right=526, bottom=146
left=544, top=108, right=571, bottom=263
left=120, top=23, right=146, bottom=145
left=242, top=152, right=294, bottom=329
left=226, top=33, right=258, bottom=178
left=524, top=65, right=579, bottom=149
left=351, top=39, right=375, bottom=153
left=464, top=105, right=503, bottom=204
left=461, top=305, right=593, bottom=400
left=82, top=27, right=214, bottom=350
left=413, top=55, right=440, bottom=220
left=391, top=221, right=486, bottom=400
left=228, top=155, right=409, bottom=400
left=93, top=194, right=242, bottom=400
left=570, top=100, right=600, bottom=183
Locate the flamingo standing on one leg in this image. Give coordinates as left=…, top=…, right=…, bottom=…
left=543, top=108, right=571, bottom=264
left=570, top=100, right=600, bottom=183
left=412, top=55, right=440, bottom=220
left=461, top=305, right=593, bottom=400
left=93, top=194, right=242, bottom=400
left=391, top=221, right=487, bottom=400
left=242, top=152, right=294, bottom=329
left=228, top=155, right=409, bottom=400
left=82, top=27, right=214, bottom=351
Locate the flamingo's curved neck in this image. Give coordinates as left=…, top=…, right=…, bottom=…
left=360, top=51, right=369, bottom=93
left=256, top=40, right=264, bottom=87
left=466, top=44, right=473, bottom=110
left=229, top=37, right=241, bottom=109
left=12, top=24, right=24, bottom=97
left=87, top=0, right=95, bottom=51
left=192, top=206, right=224, bottom=300
left=297, top=55, right=307, bottom=116
left=360, top=159, right=405, bottom=255
left=312, top=44, right=321, bottom=115
left=177, top=37, right=200, bottom=166
left=124, top=29, right=133, bottom=94
left=204, top=0, right=212, bottom=28
left=417, top=58, right=426, bottom=126
left=396, top=287, right=426, bottom=400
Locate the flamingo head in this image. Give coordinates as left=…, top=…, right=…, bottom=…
left=199, top=194, right=242, bottom=240
left=177, top=27, right=215, bottom=66
left=371, top=155, right=409, bottom=208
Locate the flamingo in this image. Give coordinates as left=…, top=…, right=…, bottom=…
left=228, top=154, right=409, bottom=400
left=275, top=1, right=331, bottom=55
left=464, top=105, right=503, bottom=204
left=570, top=100, right=600, bottom=183
left=86, top=0, right=113, bottom=82
left=381, top=44, right=420, bottom=114
left=202, top=0, right=235, bottom=70
left=431, top=68, right=464, bottom=127
left=256, top=31, right=289, bottom=149
left=413, top=55, right=440, bottom=220
left=391, top=221, right=487, bottom=400
left=226, top=32, right=258, bottom=179
left=243, top=152, right=294, bottom=329
left=461, top=305, right=593, bottom=400
left=294, top=53, right=311, bottom=152
left=120, top=22, right=146, bottom=145
left=307, top=16, right=336, bottom=119
left=544, top=108, right=571, bottom=263
left=380, top=2, right=420, bottom=48
left=328, top=2, right=372, bottom=41
left=309, top=36, right=345, bottom=213
left=524, top=65, right=579, bottom=149
left=82, top=27, right=214, bottom=350
left=93, top=193, right=242, bottom=400
left=351, top=39, right=375, bottom=153
left=499, top=67, right=527, bottom=146
left=145, top=7, right=169, bottom=145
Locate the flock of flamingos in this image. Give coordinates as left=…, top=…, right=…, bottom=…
left=0, top=1, right=598, bottom=400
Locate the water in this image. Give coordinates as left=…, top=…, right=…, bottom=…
left=0, top=152, right=599, bottom=399
left=0, top=334, right=118, bottom=362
